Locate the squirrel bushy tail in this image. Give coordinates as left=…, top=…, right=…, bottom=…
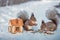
left=46, top=9, right=58, bottom=26
left=17, top=10, right=29, bottom=23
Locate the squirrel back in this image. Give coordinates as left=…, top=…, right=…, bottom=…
left=46, top=9, right=58, bottom=26
left=17, top=10, right=29, bottom=23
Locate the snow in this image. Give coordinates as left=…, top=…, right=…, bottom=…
left=0, top=1, right=60, bottom=40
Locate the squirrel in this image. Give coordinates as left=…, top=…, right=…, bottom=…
left=17, top=10, right=37, bottom=31
left=39, top=9, right=58, bottom=34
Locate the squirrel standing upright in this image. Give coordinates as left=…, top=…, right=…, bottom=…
left=17, top=10, right=37, bottom=31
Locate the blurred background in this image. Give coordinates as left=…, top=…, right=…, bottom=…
left=0, top=0, right=41, bottom=7
left=0, top=0, right=60, bottom=7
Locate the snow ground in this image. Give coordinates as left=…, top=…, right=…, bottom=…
left=0, top=1, right=60, bottom=40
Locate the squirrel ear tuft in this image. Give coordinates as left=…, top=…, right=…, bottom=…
left=30, top=13, right=37, bottom=21
left=42, top=20, right=45, bottom=24
left=31, top=13, right=34, bottom=17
